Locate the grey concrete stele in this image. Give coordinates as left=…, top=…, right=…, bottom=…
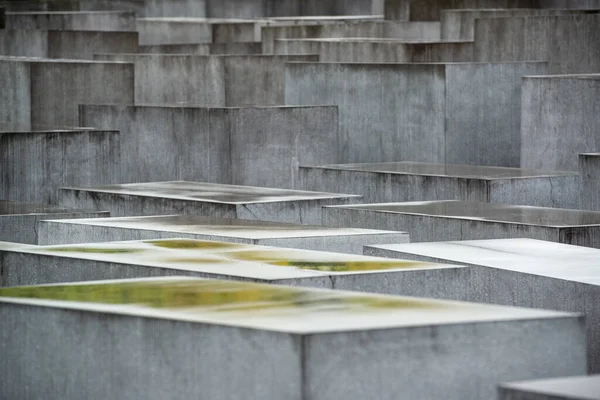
left=0, top=276, right=584, bottom=399
left=364, top=238, right=600, bottom=373
left=36, top=214, right=410, bottom=254
left=0, top=200, right=109, bottom=244
left=499, top=375, right=600, bottom=400
left=581, top=153, right=600, bottom=212
left=322, top=200, right=600, bottom=249
left=4, top=10, right=137, bottom=31
left=59, top=181, right=361, bottom=225
left=300, top=161, right=578, bottom=208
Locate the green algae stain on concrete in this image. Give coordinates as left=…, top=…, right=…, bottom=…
left=0, top=279, right=443, bottom=312
left=145, top=239, right=242, bottom=250
left=269, top=260, right=434, bottom=272
left=46, top=247, right=144, bottom=254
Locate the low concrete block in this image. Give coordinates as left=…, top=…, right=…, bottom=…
left=0, top=201, right=109, bottom=244
left=36, top=215, right=409, bottom=253
left=59, top=181, right=361, bottom=224
left=79, top=104, right=338, bottom=188
left=581, top=153, right=600, bottom=211
left=521, top=75, right=600, bottom=171
left=137, top=43, right=210, bottom=54
left=499, top=375, right=600, bottom=400
left=363, top=238, right=600, bottom=372
left=0, top=129, right=120, bottom=204
left=384, top=0, right=541, bottom=21
left=300, top=162, right=579, bottom=208
left=323, top=200, right=600, bottom=248
left=78, top=0, right=208, bottom=18
left=0, top=276, right=584, bottom=399
left=5, top=10, right=137, bottom=31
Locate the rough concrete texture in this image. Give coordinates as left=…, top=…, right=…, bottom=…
left=499, top=375, right=600, bottom=400
left=59, top=181, right=361, bottom=224
left=322, top=201, right=600, bottom=248
left=93, top=53, right=317, bottom=106
left=286, top=62, right=546, bottom=165
left=205, top=0, right=384, bottom=18
left=0, top=277, right=585, bottom=399
left=0, top=200, right=109, bottom=244
left=473, top=14, right=600, bottom=74
left=0, top=29, right=138, bottom=59
left=521, top=75, right=600, bottom=171
left=362, top=238, right=600, bottom=372
left=79, top=0, right=208, bottom=18
left=79, top=104, right=338, bottom=188
left=0, top=57, right=134, bottom=130
left=299, top=162, right=579, bottom=208
left=36, top=215, right=409, bottom=253
left=0, top=130, right=120, bottom=204
left=384, top=0, right=541, bottom=21
left=580, top=153, right=600, bottom=212
left=5, top=10, right=136, bottom=31
left=138, top=42, right=262, bottom=55
left=441, top=8, right=600, bottom=41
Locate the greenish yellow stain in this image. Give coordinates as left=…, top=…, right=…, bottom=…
left=0, top=280, right=442, bottom=312
left=145, top=239, right=240, bottom=250
left=47, top=247, right=144, bottom=254
left=222, top=250, right=280, bottom=261
left=269, top=260, right=428, bottom=272
left=162, top=257, right=229, bottom=264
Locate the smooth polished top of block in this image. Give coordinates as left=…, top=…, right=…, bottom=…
left=501, top=375, right=600, bottom=400
left=367, top=239, right=600, bottom=285
left=329, top=200, right=600, bottom=227
left=310, top=161, right=576, bottom=179
left=43, top=215, right=401, bottom=239
left=0, top=276, right=575, bottom=334
left=0, top=238, right=455, bottom=280
left=61, top=181, right=359, bottom=205
left=0, top=201, right=92, bottom=216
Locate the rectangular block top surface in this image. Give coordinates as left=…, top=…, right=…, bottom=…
left=43, top=215, right=400, bottom=239
left=0, top=276, right=575, bottom=334
left=0, top=201, right=93, bottom=216
left=500, top=375, right=600, bottom=400
left=367, top=239, right=600, bottom=285
left=61, top=181, right=360, bottom=204
left=0, top=238, right=457, bottom=280
left=328, top=200, right=600, bottom=227
left=308, top=161, right=576, bottom=179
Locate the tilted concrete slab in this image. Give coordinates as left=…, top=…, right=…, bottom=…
left=323, top=200, right=600, bottom=248
left=59, top=181, right=361, bottom=224
left=5, top=10, right=137, bottom=31
left=364, top=238, right=600, bottom=372
left=499, top=375, right=600, bottom=400
left=300, top=161, right=578, bottom=208
left=0, top=276, right=583, bottom=399
left=581, top=153, right=600, bottom=212
left=36, top=215, right=410, bottom=253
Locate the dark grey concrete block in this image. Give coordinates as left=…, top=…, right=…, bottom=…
left=59, top=181, right=361, bottom=224
left=5, top=10, right=137, bottom=31
left=581, top=153, right=600, bottom=211
left=300, top=162, right=579, bottom=208
left=323, top=200, right=600, bottom=248
left=0, top=276, right=584, bottom=399
left=499, top=375, right=600, bottom=400
left=0, top=201, right=109, bottom=244
left=36, top=215, right=409, bottom=253
left=384, top=0, right=541, bottom=21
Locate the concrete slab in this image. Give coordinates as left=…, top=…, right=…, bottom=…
left=59, top=181, right=361, bottom=224
left=363, top=238, right=600, bottom=372
left=581, top=153, right=600, bottom=211
left=300, top=161, right=578, bottom=208
left=285, top=61, right=547, bottom=165
left=499, top=375, right=600, bottom=400
left=521, top=75, right=600, bottom=171
left=0, top=56, right=134, bottom=130
left=92, top=53, right=317, bottom=106
left=0, top=201, right=109, bottom=244
left=36, top=215, right=409, bottom=253
left=5, top=10, right=137, bottom=31
left=78, top=0, right=208, bottom=18
left=323, top=200, right=600, bottom=248
left=79, top=104, right=338, bottom=188
left=0, top=129, right=120, bottom=204
left=0, top=276, right=584, bottom=399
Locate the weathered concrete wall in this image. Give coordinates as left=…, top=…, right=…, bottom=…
left=384, top=0, right=541, bottom=21
left=0, top=57, right=134, bottom=130
left=0, top=7, right=5, bottom=28
left=473, top=14, right=600, bottom=74
left=441, top=8, right=600, bottom=41
left=206, top=0, right=384, bottom=18
left=286, top=62, right=544, bottom=165
left=0, top=30, right=138, bottom=59
left=79, top=0, right=207, bottom=18
left=0, top=130, right=120, bottom=204
left=79, top=105, right=338, bottom=188
left=138, top=42, right=261, bottom=55
left=93, top=54, right=317, bottom=106
left=5, top=10, right=136, bottom=31
left=580, top=153, right=600, bottom=212
left=136, top=18, right=213, bottom=46
left=541, top=0, right=600, bottom=8
left=521, top=75, right=600, bottom=171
